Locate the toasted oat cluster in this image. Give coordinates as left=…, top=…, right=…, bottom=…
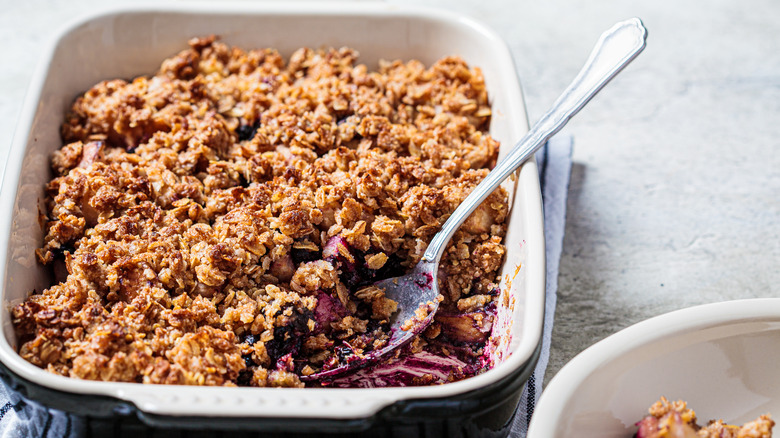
left=12, top=36, right=507, bottom=387
left=636, top=397, right=774, bottom=438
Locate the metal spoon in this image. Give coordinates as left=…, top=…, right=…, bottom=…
left=304, top=17, right=647, bottom=381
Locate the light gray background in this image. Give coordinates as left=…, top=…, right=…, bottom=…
left=2, top=0, right=779, bottom=389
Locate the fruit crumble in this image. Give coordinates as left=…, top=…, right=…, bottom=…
left=636, top=397, right=774, bottom=438
left=12, top=36, right=508, bottom=387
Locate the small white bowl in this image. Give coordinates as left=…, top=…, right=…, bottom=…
left=528, top=298, right=780, bottom=438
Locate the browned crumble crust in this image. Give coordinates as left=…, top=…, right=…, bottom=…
left=637, top=397, right=774, bottom=438
left=13, top=36, right=508, bottom=387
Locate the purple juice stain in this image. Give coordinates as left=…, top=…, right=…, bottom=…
left=414, top=272, right=433, bottom=289
left=322, top=348, right=480, bottom=388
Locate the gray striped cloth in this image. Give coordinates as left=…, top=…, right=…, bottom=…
left=512, top=134, right=573, bottom=436
left=0, top=136, right=572, bottom=438
left=0, top=382, right=83, bottom=437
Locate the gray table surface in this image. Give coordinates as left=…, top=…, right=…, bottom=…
left=2, top=0, right=779, bottom=392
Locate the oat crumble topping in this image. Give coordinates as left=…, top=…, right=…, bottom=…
left=12, top=36, right=508, bottom=387
left=636, top=397, right=774, bottom=438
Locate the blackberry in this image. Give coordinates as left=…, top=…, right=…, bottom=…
left=51, top=244, right=76, bottom=259
left=264, top=323, right=304, bottom=364
left=236, top=120, right=260, bottom=141
left=290, top=247, right=322, bottom=265
left=374, top=254, right=405, bottom=279
left=237, top=368, right=253, bottom=386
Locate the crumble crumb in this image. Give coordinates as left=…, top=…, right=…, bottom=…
left=637, top=397, right=774, bottom=438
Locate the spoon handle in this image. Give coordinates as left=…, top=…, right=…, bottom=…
left=422, top=18, right=647, bottom=264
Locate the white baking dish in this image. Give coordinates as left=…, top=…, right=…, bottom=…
left=0, top=2, right=544, bottom=421
left=528, top=298, right=780, bottom=437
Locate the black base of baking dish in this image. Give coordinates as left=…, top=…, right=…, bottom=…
left=0, top=340, right=540, bottom=438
